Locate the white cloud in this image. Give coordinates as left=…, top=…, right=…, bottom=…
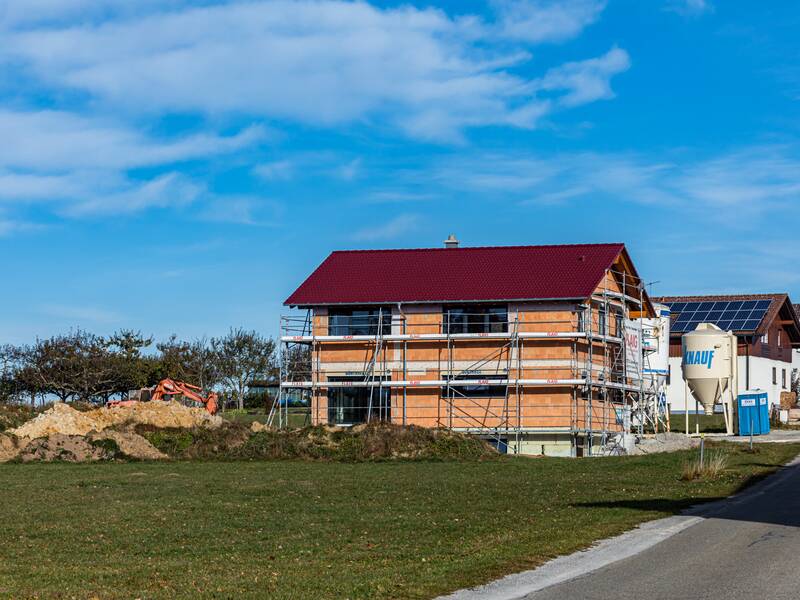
left=428, top=145, right=800, bottom=223
left=253, top=160, right=294, bottom=181
left=352, top=213, right=420, bottom=241
left=39, top=303, right=122, bottom=324
left=199, top=195, right=284, bottom=226
left=665, top=0, right=713, bottom=17
left=0, top=109, right=266, bottom=172
left=493, top=0, right=606, bottom=43
left=673, top=147, right=800, bottom=210
left=536, top=47, right=631, bottom=107
left=0, top=0, right=624, bottom=142
left=336, top=158, right=363, bottom=182
left=60, top=172, right=202, bottom=217
left=0, top=109, right=266, bottom=219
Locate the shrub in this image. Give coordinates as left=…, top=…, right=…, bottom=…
left=89, top=437, right=123, bottom=459
left=0, top=403, right=36, bottom=432
left=138, top=423, right=250, bottom=459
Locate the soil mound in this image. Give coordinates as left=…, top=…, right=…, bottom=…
left=19, top=434, right=114, bottom=462
left=11, top=401, right=223, bottom=440
left=88, top=430, right=167, bottom=461
left=0, top=433, right=26, bottom=462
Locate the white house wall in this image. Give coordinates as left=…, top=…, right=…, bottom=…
left=666, top=352, right=799, bottom=412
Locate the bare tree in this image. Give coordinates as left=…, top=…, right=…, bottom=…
left=20, top=330, right=117, bottom=402
left=212, top=329, right=277, bottom=410
left=156, top=335, right=219, bottom=390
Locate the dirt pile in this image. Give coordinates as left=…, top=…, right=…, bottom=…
left=0, top=433, right=26, bottom=462
left=11, top=401, right=223, bottom=440
left=88, top=430, right=167, bottom=461
left=250, top=421, right=269, bottom=433
left=18, top=434, right=115, bottom=462
left=0, top=429, right=165, bottom=462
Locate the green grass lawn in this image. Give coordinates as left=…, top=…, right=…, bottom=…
left=669, top=412, right=728, bottom=433
left=1, top=443, right=798, bottom=599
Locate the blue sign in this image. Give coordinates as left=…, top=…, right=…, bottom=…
left=684, top=349, right=715, bottom=369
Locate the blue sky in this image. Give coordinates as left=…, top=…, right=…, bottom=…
left=1, top=0, right=799, bottom=343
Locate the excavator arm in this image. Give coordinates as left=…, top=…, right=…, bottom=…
left=148, top=379, right=219, bottom=414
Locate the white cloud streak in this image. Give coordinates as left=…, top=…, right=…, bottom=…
left=665, top=0, right=713, bottom=17
left=430, top=145, right=800, bottom=223
left=352, top=213, right=420, bottom=241
left=493, top=0, right=606, bottom=43
left=0, top=110, right=266, bottom=172
left=0, top=0, right=623, bottom=142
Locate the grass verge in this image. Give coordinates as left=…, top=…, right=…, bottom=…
left=0, top=442, right=797, bottom=599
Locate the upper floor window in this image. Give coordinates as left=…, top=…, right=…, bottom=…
left=777, top=330, right=783, bottom=348
left=443, top=374, right=506, bottom=398
left=328, top=307, right=392, bottom=336
left=761, top=331, right=769, bottom=344
left=444, top=305, right=507, bottom=334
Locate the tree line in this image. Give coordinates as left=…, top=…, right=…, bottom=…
left=0, top=328, right=308, bottom=410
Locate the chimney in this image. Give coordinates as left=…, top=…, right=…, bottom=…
left=444, top=234, right=459, bottom=248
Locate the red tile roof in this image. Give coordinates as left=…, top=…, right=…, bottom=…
left=285, top=243, right=629, bottom=306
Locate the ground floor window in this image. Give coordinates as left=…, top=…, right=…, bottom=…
left=327, top=377, right=390, bottom=425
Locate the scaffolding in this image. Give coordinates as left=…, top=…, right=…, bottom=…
left=271, top=267, right=649, bottom=456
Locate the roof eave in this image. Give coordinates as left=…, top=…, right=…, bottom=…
left=285, top=296, right=588, bottom=308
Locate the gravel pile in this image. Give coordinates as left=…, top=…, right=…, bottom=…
left=631, top=432, right=699, bottom=455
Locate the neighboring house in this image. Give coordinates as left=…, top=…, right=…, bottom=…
left=654, top=294, right=800, bottom=412
left=281, top=241, right=654, bottom=457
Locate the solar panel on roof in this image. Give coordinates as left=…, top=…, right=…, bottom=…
left=662, top=298, right=771, bottom=333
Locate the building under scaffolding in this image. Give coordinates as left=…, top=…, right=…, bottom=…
left=273, top=241, right=659, bottom=456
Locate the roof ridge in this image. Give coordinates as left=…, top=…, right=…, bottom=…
left=655, top=293, right=787, bottom=300
left=331, top=242, right=625, bottom=255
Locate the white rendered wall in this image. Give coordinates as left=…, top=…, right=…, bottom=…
left=666, top=354, right=794, bottom=412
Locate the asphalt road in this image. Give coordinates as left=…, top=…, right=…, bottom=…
left=528, top=462, right=800, bottom=600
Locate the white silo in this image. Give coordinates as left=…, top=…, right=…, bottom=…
left=681, top=323, right=737, bottom=435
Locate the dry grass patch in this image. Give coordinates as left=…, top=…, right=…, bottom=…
left=681, top=450, right=729, bottom=481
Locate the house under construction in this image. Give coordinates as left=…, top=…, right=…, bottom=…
left=276, top=240, right=657, bottom=456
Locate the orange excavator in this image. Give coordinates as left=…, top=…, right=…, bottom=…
left=109, top=378, right=219, bottom=415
